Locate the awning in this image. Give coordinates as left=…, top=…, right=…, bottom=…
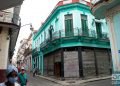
left=0, top=0, right=24, bottom=10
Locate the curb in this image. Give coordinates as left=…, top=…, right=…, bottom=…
left=75, top=76, right=111, bottom=85
left=36, top=75, right=111, bottom=86
left=36, top=75, right=68, bottom=85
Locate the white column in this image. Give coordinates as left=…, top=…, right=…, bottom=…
left=0, top=27, right=10, bottom=69
left=106, top=5, right=120, bottom=72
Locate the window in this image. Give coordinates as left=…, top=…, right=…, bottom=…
left=55, top=18, right=58, bottom=31
left=81, top=14, right=88, bottom=36
left=39, top=37, right=41, bottom=44
left=65, top=14, right=73, bottom=36
left=35, top=41, right=36, bottom=48
left=49, top=25, right=53, bottom=40
left=41, top=34, right=42, bottom=42
left=44, top=31, right=46, bottom=40
left=95, top=22, right=102, bottom=38
left=37, top=39, right=39, bottom=46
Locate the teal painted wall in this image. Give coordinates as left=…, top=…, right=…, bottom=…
left=32, top=3, right=110, bottom=74
left=33, top=3, right=109, bottom=49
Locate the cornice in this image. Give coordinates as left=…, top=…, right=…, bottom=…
left=106, top=5, right=120, bottom=18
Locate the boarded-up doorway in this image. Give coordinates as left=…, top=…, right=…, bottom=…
left=54, top=62, right=61, bottom=77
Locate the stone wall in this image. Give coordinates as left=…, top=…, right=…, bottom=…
left=96, top=49, right=110, bottom=76
left=64, top=51, right=79, bottom=78
left=82, top=49, right=96, bottom=78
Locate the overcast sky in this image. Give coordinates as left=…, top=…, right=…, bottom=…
left=13, top=0, right=60, bottom=58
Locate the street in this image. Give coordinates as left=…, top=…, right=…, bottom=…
left=27, top=73, right=112, bottom=86
left=28, top=73, right=62, bottom=86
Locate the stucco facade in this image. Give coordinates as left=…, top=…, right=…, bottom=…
left=0, top=6, right=21, bottom=82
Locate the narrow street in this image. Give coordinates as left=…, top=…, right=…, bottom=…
left=27, top=73, right=112, bottom=86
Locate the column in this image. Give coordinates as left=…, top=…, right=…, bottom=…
left=78, top=47, right=84, bottom=78
left=106, top=11, right=120, bottom=72
left=61, top=48, right=64, bottom=79
left=39, top=56, right=41, bottom=73
left=0, top=27, right=9, bottom=82
left=93, top=48, right=99, bottom=76
left=41, top=55, right=44, bottom=75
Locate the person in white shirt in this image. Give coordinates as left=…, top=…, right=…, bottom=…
left=0, top=64, right=20, bottom=86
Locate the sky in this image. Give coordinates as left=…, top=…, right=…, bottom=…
left=13, top=0, right=60, bottom=58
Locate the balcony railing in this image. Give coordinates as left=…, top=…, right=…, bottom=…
left=0, top=11, right=21, bottom=26
left=32, top=47, right=41, bottom=54
left=40, top=28, right=109, bottom=48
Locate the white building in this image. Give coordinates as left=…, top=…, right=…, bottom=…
left=0, top=0, right=24, bottom=82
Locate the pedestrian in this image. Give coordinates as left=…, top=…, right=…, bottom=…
left=17, top=65, right=21, bottom=73
left=18, top=66, right=28, bottom=86
left=33, top=68, right=38, bottom=77
left=0, top=64, right=20, bottom=86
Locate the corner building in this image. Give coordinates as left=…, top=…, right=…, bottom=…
left=32, top=0, right=112, bottom=79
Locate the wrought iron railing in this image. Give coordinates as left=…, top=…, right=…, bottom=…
left=40, top=28, right=109, bottom=48
left=52, top=28, right=98, bottom=39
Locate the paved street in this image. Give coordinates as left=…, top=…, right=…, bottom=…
left=27, top=73, right=112, bottom=86
left=28, top=73, right=62, bottom=86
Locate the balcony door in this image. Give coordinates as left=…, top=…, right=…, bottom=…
left=49, top=25, right=53, bottom=40
left=81, top=14, right=88, bottom=36
left=95, top=22, right=102, bottom=38
left=65, top=14, right=73, bottom=37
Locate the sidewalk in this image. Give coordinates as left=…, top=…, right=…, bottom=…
left=36, top=75, right=111, bottom=86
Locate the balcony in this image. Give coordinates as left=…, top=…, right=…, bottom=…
left=39, top=28, right=109, bottom=54
left=0, top=10, right=21, bottom=58
left=32, top=47, right=41, bottom=56
left=0, top=10, right=21, bottom=26
left=23, top=47, right=32, bottom=57
left=92, top=0, right=120, bottom=19
left=0, top=0, right=23, bottom=10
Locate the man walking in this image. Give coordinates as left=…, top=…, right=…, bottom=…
left=18, top=67, right=28, bottom=86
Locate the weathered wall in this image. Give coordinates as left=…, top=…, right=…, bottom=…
left=44, top=50, right=61, bottom=76
left=64, top=51, right=79, bottom=78
left=82, top=49, right=96, bottom=77
left=0, top=27, right=10, bottom=82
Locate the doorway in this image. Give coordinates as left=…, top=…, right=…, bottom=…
left=95, top=22, right=102, bottom=38
left=54, top=62, right=61, bottom=77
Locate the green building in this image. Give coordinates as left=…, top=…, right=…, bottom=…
left=32, top=0, right=112, bottom=79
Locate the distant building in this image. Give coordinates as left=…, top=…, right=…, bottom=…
left=17, top=39, right=28, bottom=67
left=17, top=30, right=37, bottom=72
left=32, top=0, right=112, bottom=79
